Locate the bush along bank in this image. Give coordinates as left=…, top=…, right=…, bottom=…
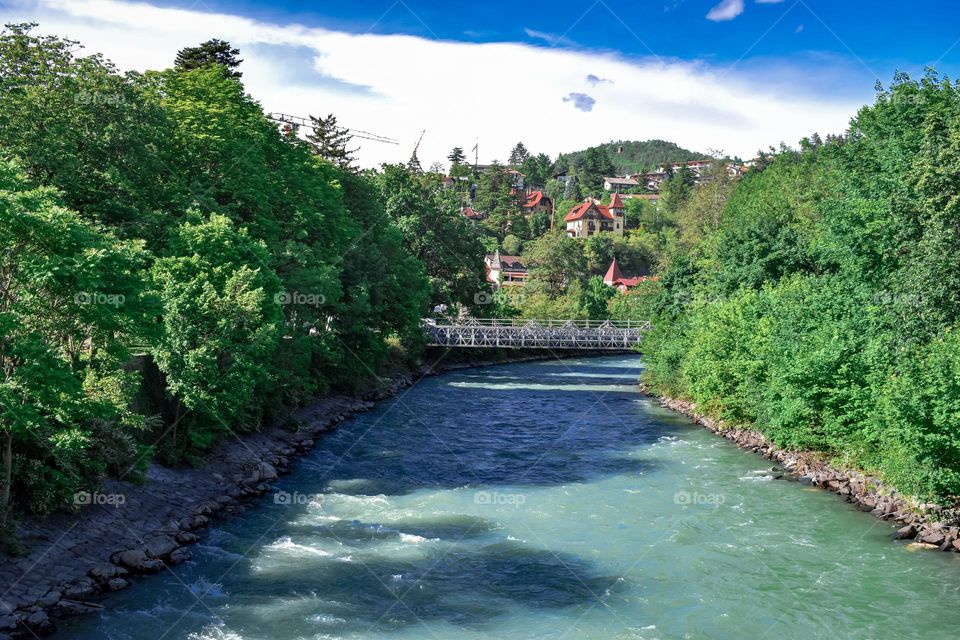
left=638, top=71, right=960, bottom=516
left=0, top=350, right=612, bottom=638
left=647, top=390, right=960, bottom=553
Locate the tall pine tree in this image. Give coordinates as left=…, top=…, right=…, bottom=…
left=175, top=39, right=243, bottom=78
left=306, top=113, right=357, bottom=170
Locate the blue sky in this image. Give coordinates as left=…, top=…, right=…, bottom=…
left=7, top=0, right=958, bottom=167
left=183, top=0, right=960, bottom=78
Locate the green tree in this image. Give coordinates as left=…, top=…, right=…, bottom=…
left=581, top=275, right=615, bottom=319
left=307, top=113, right=357, bottom=170
left=474, top=162, right=520, bottom=236
left=374, top=165, right=486, bottom=307
left=175, top=38, right=243, bottom=78
left=524, top=232, right=587, bottom=298
left=508, top=141, right=530, bottom=167
left=0, top=160, right=149, bottom=521
left=583, top=233, right=615, bottom=274
left=448, top=146, right=466, bottom=169
left=149, top=214, right=283, bottom=452
left=502, top=234, right=522, bottom=255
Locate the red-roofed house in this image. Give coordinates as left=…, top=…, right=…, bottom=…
left=523, top=190, right=552, bottom=217
left=564, top=194, right=625, bottom=239
left=461, top=206, right=481, bottom=222
left=602, top=259, right=657, bottom=292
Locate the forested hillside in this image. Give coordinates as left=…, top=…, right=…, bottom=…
left=641, top=71, right=960, bottom=503
left=0, top=25, right=486, bottom=541
left=559, top=139, right=711, bottom=175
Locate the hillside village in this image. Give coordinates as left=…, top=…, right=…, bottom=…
left=434, top=142, right=758, bottom=300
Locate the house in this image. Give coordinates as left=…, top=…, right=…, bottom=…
left=603, top=259, right=656, bottom=292
left=564, top=194, right=625, bottom=239
left=485, top=251, right=528, bottom=288
left=523, top=190, right=552, bottom=217
left=602, top=176, right=640, bottom=192
left=629, top=160, right=749, bottom=193
left=630, top=171, right=667, bottom=192
left=461, top=206, right=481, bottom=222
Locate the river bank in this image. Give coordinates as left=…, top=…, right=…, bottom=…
left=0, top=349, right=617, bottom=638
left=644, top=388, right=960, bottom=553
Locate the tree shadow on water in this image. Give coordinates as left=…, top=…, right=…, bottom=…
left=221, top=538, right=626, bottom=636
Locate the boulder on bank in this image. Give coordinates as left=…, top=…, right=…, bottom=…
left=143, top=535, right=178, bottom=558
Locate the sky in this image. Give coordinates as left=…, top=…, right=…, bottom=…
left=3, top=0, right=960, bottom=169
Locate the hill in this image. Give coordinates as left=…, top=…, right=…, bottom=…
left=559, top=139, right=711, bottom=175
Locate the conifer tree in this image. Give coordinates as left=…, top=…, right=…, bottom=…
left=306, top=113, right=357, bottom=170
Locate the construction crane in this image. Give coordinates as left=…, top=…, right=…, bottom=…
left=265, top=112, right=399, bottom=145
left=411, top=129, right=425, bottom=156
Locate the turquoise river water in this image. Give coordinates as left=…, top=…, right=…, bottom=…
left=61, top=355, right=960, bottom=639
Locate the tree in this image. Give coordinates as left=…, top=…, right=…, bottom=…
left=0, top=24, right=177, bottom=242
left=150, top=214, right=283, bottom=451
left=407, top=149, right=423, bottom=174
left=525, top=232, right=587, bottom=298
left=581, top=275, right=615, bottom=319
left=373, top=165, right=486, bottom=307
left=306, top=113, right=357, bottom=170
left=521, top=153, right=553, bottom=188
left=474, top=162, right=521, bottom=236
left=175, top=39, right=243, bottom=78
left=502, top=234, right=522, bottom=255
left=448, top=147, right=466, bottom=169
left=676, top=159, right=735, bottom=248
left=0, top=160, right=149, bottom=522
left=509, top=141, right=531, bottom=167
left=583, top=233, right=615, bottom=274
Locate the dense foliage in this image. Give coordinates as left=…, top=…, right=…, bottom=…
left=641, top=71, right=960, bottom=502
left=559, top=140, right=710, bottom=178
left=0, top=24, right=462, bottom=532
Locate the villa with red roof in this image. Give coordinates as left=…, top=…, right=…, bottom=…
left=523, top=190, right=552, bottom=217
left=564, top=194, right=625, bottom=239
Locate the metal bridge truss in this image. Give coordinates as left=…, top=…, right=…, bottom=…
left=423, top=318, right=652, bottom=350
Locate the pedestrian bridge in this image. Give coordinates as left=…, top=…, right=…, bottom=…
left=423, top=318, right=652, bottom=350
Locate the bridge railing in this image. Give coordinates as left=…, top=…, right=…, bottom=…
left=425, top=317, right=652, bottom=330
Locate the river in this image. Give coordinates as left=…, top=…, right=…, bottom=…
left=61, top=355, right=960, bottom=639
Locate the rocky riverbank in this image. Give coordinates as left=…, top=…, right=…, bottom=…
left=647, top=390, right=960, bottom=554
left=0, top=350, right=613, bottom=638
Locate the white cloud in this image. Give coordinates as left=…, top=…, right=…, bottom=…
left=2, top=0, right=864, bottom=169
left=706, top=0, right=745, bottom=21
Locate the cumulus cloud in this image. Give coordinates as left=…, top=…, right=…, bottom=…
left=3, top=0, right=863, bottom=169
left=562, top=92, right=597, bottom=112
left=706, top=0, right=745, bottom=21
left=586, top=74, right=613, bottom=86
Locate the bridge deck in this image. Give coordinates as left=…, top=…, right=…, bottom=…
left=424, top=318, right=652, bottom=350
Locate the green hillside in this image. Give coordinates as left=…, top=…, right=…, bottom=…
left=559, top=139, right=711, bottom=175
